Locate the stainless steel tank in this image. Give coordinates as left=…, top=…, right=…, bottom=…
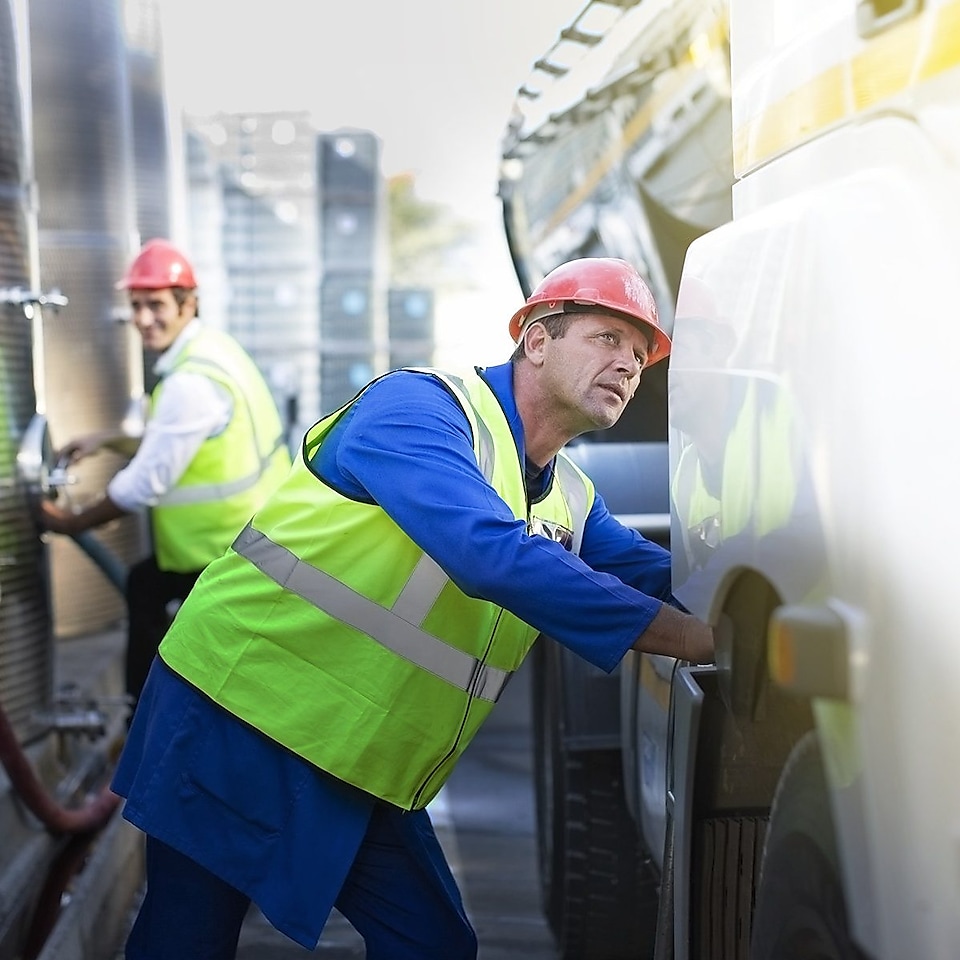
left=126, top=0, right=172, bottom=244
left=0, top=5, right=158, bottom=955
left=126, top=0, right=173, bottom=396
left=0, top=0, right=51, bottom=740
left=29, top=0, right=148, bottom=638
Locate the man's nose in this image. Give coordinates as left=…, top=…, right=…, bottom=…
left=616, top=348, right=642, bottom=377
left=131, top=305, right=154, bottom=328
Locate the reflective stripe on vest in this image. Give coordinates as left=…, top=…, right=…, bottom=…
left=418, top=367, right=591, bottom=545
left=158, top=435, right=286, bottom=505
left=159, top=365, right=598, bottom=808
left=150, top=327, right=291, bottom=572
left=228, top=366, right=592, bottom=703
left=554, top=454, right=590, bottom=556
left=157, top=354, right=285, bottom=507
left=233, top=523, right=512, bottom=702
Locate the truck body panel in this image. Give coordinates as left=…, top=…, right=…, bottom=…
left=501, top=1, right=960, bottom=957
left=673, top=4, right=960, bottom=952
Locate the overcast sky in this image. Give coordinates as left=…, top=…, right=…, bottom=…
left=157, top=0, right=586, bottom=362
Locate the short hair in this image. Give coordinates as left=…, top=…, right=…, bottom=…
left=510, top=310, right=654, bottom=363
left=170, top=286, right=200, bottom=318
left=509, top=313, right=576, bottom=363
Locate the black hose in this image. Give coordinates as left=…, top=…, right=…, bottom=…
left=653, top=812, right=676, bottom=959
left=70, top=529, right=128, bottom=595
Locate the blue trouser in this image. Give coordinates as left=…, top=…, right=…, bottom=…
left=126, top=802, right=477, bottom=960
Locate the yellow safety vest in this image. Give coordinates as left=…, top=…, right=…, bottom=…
left=151, top=327, right=291, bottom=572
left=159, top=367, right=594, bottom=809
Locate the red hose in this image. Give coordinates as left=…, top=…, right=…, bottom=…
left=22, top=832, right=98, bottom=960
left=0, top=699, right=120, bottom=834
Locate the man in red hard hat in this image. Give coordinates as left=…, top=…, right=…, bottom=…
left=39, top=238, right=291, bottom=707
left=508, top=256, right=671, bottom=366
left=109, top=256, right=715, bottom=959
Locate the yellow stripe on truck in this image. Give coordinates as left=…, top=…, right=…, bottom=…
left=734, top=1, right=960, bottom=175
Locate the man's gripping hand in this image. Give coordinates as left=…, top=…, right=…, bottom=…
left=632, top=603, right=716, bottom=664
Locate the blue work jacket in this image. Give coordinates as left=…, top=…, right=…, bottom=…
left=112, top=361, right=673, bottom=948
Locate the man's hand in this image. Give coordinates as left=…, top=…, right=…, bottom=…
left=37, top=498, right=80, bottom=536
left=56, top=433, right=109, bottom=466
left=632, top=603, right=716, bottom=664
left=36, top=494, right=127, bottom=536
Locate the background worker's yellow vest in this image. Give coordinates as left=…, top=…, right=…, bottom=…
left=150, top=328, right=291, bottom=572
left=160, top=367, right=594, bottom=809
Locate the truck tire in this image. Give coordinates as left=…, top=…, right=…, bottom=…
left=532, top=643, right=659, bottom=960
left=750, top=732, right=867, bottom=960
left=691, top=814, right=767, bottom=960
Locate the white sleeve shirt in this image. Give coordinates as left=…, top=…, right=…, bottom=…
left=107, top=324, right=234, bottom=512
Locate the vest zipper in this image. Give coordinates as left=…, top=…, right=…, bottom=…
left=410, top=607, right=506, bottom=808
left=413, top=425, right=531, bottom=807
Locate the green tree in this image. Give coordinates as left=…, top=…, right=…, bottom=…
left=387, top=173, right=477, bottom=289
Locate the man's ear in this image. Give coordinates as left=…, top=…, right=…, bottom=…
left=523, top=321, right=548, bottom=366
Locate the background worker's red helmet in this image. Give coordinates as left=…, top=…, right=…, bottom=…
left=116, top=238, right=198, bottom=290
left=509, top=257, right=671, bottom=366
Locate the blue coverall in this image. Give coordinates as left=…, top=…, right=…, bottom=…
left=112, top=361, right=674, bottom=958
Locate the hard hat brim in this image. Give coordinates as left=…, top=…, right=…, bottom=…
left=509, top=301, right=671, bottom=366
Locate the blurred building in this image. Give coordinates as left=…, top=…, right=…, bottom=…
left=184, top=111, right=321, bottom=444
left=316, top=128, right=390, bottom=412
left=183, top=128, right=229, bottom=336
left=388, top=287, right=435, bottom=369
left=183, top=114, right=437, bottom=438
left=124, top=0, right=172, bottom=244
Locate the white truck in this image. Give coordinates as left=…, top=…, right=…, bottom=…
left=499, top=1, right=960, bottom=958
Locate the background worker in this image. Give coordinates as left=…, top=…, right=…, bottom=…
left=38, top=238, right=291, bottom=705
left=111, top=257, right=716, bottom=960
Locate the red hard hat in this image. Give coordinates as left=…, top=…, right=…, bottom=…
left=116, top=239, right=198, bottom=290
left=509, top=257, right=670, bottom=366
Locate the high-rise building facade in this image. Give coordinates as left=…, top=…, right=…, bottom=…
left=185, top=111, right=320, bottom=442
left=316, top=129, right=390, bottom=412
left=388, top=287, right=435, bottom=369
left=184, top=114, right=436, bottom=437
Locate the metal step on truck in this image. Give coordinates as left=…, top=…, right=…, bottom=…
left=499, top=1, right=960, bottom=958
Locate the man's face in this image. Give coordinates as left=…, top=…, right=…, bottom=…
left=535, top=312, right=649, bottom=433
left=128, top=287, right=194, bottom=352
